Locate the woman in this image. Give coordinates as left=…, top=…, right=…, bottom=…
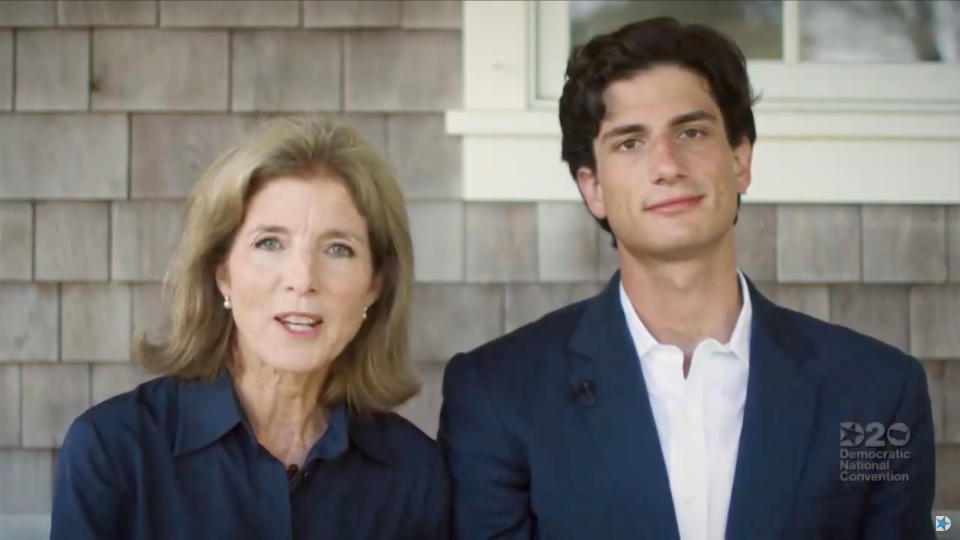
left=51, top=118, right=449, bottom=539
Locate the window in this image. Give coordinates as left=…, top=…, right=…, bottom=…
left=565, top=0, right=959, bottom=63
left=536, top=0, right=960, bottom=107
left=450, top=1, right=960, bottom=203
left=571, top=1, right=783, bottom=58
left=799, top=1, right=959, bottom=63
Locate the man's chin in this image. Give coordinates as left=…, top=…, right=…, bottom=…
left=620, top=234, right=721, bottom=262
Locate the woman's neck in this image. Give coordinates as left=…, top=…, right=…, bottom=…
left=230, top=359, right=329, bottom=467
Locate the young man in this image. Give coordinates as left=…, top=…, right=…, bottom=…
left=439, top=17, right=935, bottom=540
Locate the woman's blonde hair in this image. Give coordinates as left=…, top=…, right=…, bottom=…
left=137, top=117, right=418, bottom=413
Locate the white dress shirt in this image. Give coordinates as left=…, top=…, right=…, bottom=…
left=619, top=271, right=752, bottom=540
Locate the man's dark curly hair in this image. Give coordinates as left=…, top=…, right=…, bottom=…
left=559, top=17, right=758, bottom=235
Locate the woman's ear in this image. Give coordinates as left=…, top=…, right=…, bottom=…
left=366, top=273, right=384, bottom=307
left=215, top=262, right=230, bottom=300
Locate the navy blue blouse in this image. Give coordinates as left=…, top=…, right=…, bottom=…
left=51, top=371, right=449, bottom=539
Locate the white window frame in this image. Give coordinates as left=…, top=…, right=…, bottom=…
left=533, top=1, right=960, bottom=109
left=448, top=0, right=960, bottom=204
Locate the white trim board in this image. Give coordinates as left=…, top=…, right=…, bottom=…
left=463, top=1, right=528, bottom=109
left=457, top=132, right=960, bottom=203
left=450, top=110, right=960, bottom=203
left=448, top=110, right=960, bottom=139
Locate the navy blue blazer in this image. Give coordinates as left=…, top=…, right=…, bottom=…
left=439, top=273, right=935, bottom=539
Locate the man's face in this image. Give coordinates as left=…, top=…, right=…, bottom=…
left=577, top=64, right=752, bottom=261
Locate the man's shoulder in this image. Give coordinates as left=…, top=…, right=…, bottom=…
left=445, top=296, right=597, bottom=386
left=450, top=294, right=594, bottom=373
left=769, top=299, right=922, bottom=382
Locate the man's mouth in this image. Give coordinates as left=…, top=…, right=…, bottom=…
left=645, top=194, right=705, bottom=213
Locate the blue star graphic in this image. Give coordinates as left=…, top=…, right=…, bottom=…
left=936, top=516, right=951, bottom=530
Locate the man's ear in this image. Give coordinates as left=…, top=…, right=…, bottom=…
left=576, top=166, right=607, bottom=221
left=732, top=137, right=753, bottom=194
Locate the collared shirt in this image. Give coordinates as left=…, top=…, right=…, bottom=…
left=51, top=371, right=449, bottom=540
left=619, top=271, right=752, bottom=540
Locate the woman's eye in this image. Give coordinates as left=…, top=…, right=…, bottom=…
left=327, top=243, right=355, bottom=258
left=254, top=237, right=281, bottom=250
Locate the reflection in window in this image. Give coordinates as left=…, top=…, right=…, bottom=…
left=569, top=0, right=783, bottom=59
left=800, top=0, right=959, bottom=62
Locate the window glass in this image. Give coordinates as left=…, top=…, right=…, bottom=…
left=800, top=0, right=959, bottom=62
left=569, top=0, right=783, bottom=59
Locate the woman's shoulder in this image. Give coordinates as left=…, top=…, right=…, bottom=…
left=374, top=411, right=437, bottom=449
left=348, top=410, right=441, bottom=469
left=66, top=375, right=180, bottom=451
left=55, top=376, right=187, bottom=522
left=79, top=375, right=176, bottom=421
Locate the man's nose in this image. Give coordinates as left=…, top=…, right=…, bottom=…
left=649, top=135, right=683, bottom=184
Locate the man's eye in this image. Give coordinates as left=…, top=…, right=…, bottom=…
left=254, top=237, right=281, bottom=250
left=327, top=243, right=355, bottom=258
left=679, top=128, right=706, bottom=139
left=617, top=138, right=642, bottom=151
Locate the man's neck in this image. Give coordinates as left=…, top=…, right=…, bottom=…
left=619, top=237, right=743, bottom=368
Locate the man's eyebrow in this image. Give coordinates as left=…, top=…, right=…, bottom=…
left=600, top=123, right=646, bottom=143
left=598, top=111, right=717, bottom=143
left=670, top=110, right=718, bottom=127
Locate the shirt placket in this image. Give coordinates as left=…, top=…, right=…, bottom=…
left=256, top=449, right=296, bottom=540
left=670, top=346, right=709, bottom=540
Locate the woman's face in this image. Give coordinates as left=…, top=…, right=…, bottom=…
left=216, top=175, right=381, bottom=375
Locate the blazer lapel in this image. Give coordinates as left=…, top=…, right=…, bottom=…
left=726, top=279, right=821, bottom=539
left=567, top=273, right=680, bottom=540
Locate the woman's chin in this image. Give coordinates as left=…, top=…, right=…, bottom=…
left=249, top=353, right=331, bottom=375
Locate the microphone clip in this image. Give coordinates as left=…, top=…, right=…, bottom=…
left=571, top=379, right=596, bottom=407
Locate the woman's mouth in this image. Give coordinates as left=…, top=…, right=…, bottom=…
left=275, top=314, right=323, bottom=336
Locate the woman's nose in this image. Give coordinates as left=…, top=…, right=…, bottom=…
left=284, top=248, right=319, bottom=294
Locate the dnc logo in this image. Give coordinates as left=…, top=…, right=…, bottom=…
left=936, top=515, right=952, bottom=532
